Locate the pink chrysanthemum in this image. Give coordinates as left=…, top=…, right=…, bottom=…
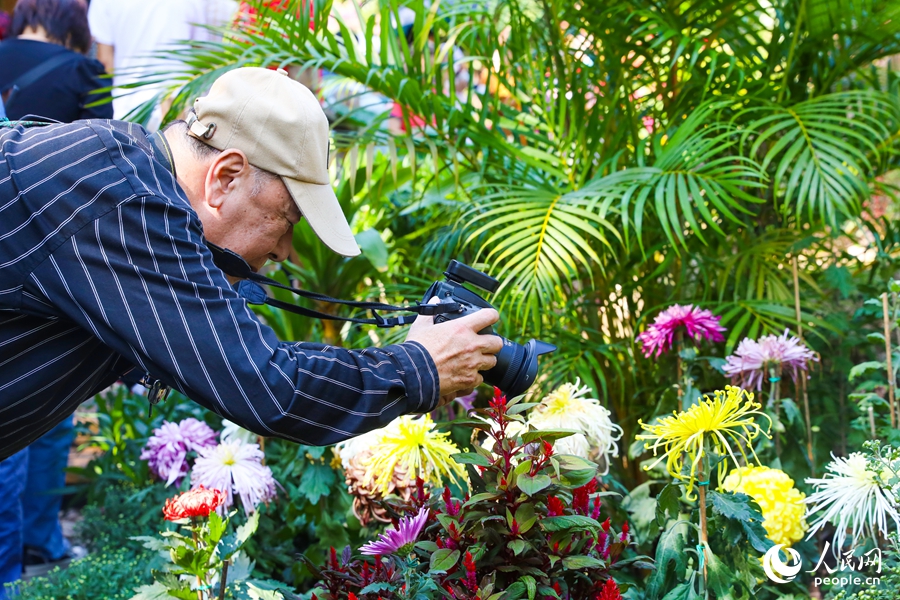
left=359, top=507, right=429, bottom=556
left=636, top=304, right=726, bottom=358
left=723, top=329, right=818, bottom=390
left=190, top=439, right=277, bottom=514
left=140, top=418, right=217, bottom=486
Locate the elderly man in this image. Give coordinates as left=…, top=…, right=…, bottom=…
left=0, top=67, right=502, bottom=461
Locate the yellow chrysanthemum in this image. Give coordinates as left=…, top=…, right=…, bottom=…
left=360, top=415, right=467, bottom=494
left=636, top=386, right=771, bottom=498
left=721, top=465, right=808, bottom=547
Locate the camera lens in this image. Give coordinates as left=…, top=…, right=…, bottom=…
left=482, top=338, right=556, bottom=398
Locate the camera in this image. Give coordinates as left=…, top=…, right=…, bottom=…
left=421, top=260, right=556, bottom=398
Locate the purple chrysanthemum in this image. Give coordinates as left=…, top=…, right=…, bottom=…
left=722, top=329, right=818, bottom=390
left=190, top=439, right=277, bottom=514
left=453, top=391, right=477, bottom=415
left=359, top=507, right=429, bottom=556
left=636, top=304, right=726, bottom=358
left=140, top=418, right=218, bottom=486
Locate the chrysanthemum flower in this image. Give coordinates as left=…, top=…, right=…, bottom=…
left=140, top=418, right=217, bottom=486
left=191, top=439, right=277, bottom=514
left=722, top=329, right=818, bottom=391
left=359, top=506, right=429, bottom=556
left=359, top=415, right=467, bottom=494
left=636, top=304, right=726, bottom=358
left=162, top=485, right=226, bottom=521
left=804, top=453, right=900, bottom=552
left=637, top=386, right=771, bottom=498
left=528, top=379, right=623, bottom=474
left=220, top=419, right=257, bottom=444
left=721, top=466, right=807, bottom=547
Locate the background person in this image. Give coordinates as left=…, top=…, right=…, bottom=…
left=87, top=0, right=237, bottom=126
left=0, top=0, right=112, bottom=122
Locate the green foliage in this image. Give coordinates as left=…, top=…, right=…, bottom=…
left=4, top=549, right=154, bottom=600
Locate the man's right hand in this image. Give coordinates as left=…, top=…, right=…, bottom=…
left=405, top=304, right=503, bottom=398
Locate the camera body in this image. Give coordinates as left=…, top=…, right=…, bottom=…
left=421, top=261, right=555, bottom=398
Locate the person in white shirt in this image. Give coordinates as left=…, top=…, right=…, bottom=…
left=87, top=0, right=237, bottom=127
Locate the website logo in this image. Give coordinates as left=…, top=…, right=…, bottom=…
left=763, top=544, right=803, bottom=584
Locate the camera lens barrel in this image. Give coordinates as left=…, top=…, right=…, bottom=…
left=482, top=337, right=556, bottom=398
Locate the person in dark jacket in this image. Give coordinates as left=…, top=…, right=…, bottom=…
left=0, top=1, right=112, bottom=593
left=0, top=0, right=112, bottom=122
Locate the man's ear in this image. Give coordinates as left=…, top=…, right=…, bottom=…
left=204, top=149, right=252, bottom=209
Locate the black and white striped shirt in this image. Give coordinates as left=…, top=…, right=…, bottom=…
left=0, top=120, right=439, bottom=459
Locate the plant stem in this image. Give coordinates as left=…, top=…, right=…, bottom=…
left=769, top=365, right=783, bottom=458
left=792, top=256, right=814, bottom=469
left=218, top=559, right=230, bottom=600
left=191, top=522, right=204, bottom=600
left=883, top=292, right=896, bottom=428
left=869, top=405, right=877, bottom=439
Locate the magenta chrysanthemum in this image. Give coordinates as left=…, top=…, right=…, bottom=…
left=190, top=439, right=277, bottom=514
left=722, top=329, right=818, bottom=390
left=359, top=507, right=429, bottom=556
left=140, top=418, right=218, bottom=486
left=636, top=304, right=726, bottom=358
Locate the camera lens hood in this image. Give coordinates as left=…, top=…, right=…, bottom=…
left=485, top=337, right=556, bottom=398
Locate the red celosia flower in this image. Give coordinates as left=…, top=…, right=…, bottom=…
left=162, top=485, right=226, bottom=521
left=596, top=579, right=622, bottom=600
left=573, top=478, right=598, bottom=515
left=547, top=496, right=565, bottom=517
left=349, top=594, right=358, bottom=600
left=620, top=521, right=630, bottom=542
left=601, top=517, right=611, bottom=532
left=464, top=551, right=477, bottom=593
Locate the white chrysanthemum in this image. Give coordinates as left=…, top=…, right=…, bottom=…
left=334, top=427, right=383, bottom=470
left=804, top=453, right=900, bottom=552
left=220, top=419, right=257, bottom=445
left=191, top=440, right=277, bottom=514
left=528, top=379, right=623, bottom=474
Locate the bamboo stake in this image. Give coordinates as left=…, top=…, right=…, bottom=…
left=769, top=365, right=783, bottom=458
left=792, top=256, right=814, bottom=468
left=697, top=451, right=709, bottom=584
left=883, top=293, right=896, bottom=428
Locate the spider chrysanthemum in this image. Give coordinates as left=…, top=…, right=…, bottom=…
left=804, top=453, right=900, bottom=553
left=637, top=386, right=771, bottom=498
left=359, top=415, right=467, bottom=494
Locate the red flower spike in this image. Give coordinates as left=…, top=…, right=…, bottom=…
left=542, top=441, right=554, bottom=458
left=362, top=560, right=370, bottom=584
left=464, top=551, right=478, bottom=593
left=591, top=497, right=602, bottom=520
left=620, top=521, right=630, bottom=542
left=416, top=476, right=426, bottom=503
left=349, top=594, right=358, bottom=600
left=329, top=547, right=338, bottom=569
left=511, top=518, right=520, bottom=536
left=597, top=579, right=622, bottom=600
left=547, top=496, right=565, bottom=517
left=601, top=517, right=611, bottom=532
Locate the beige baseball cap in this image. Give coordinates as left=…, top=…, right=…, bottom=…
left=187, top=66, right=360, bottom=257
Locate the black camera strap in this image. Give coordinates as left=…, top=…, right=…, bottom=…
left=207, top=243, right=461, bottom=327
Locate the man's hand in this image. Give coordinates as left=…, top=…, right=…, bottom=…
left=406, top=302, right=503, bottom=399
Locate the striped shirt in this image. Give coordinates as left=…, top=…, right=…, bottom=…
left=0, top=120, right=439, bottom=459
